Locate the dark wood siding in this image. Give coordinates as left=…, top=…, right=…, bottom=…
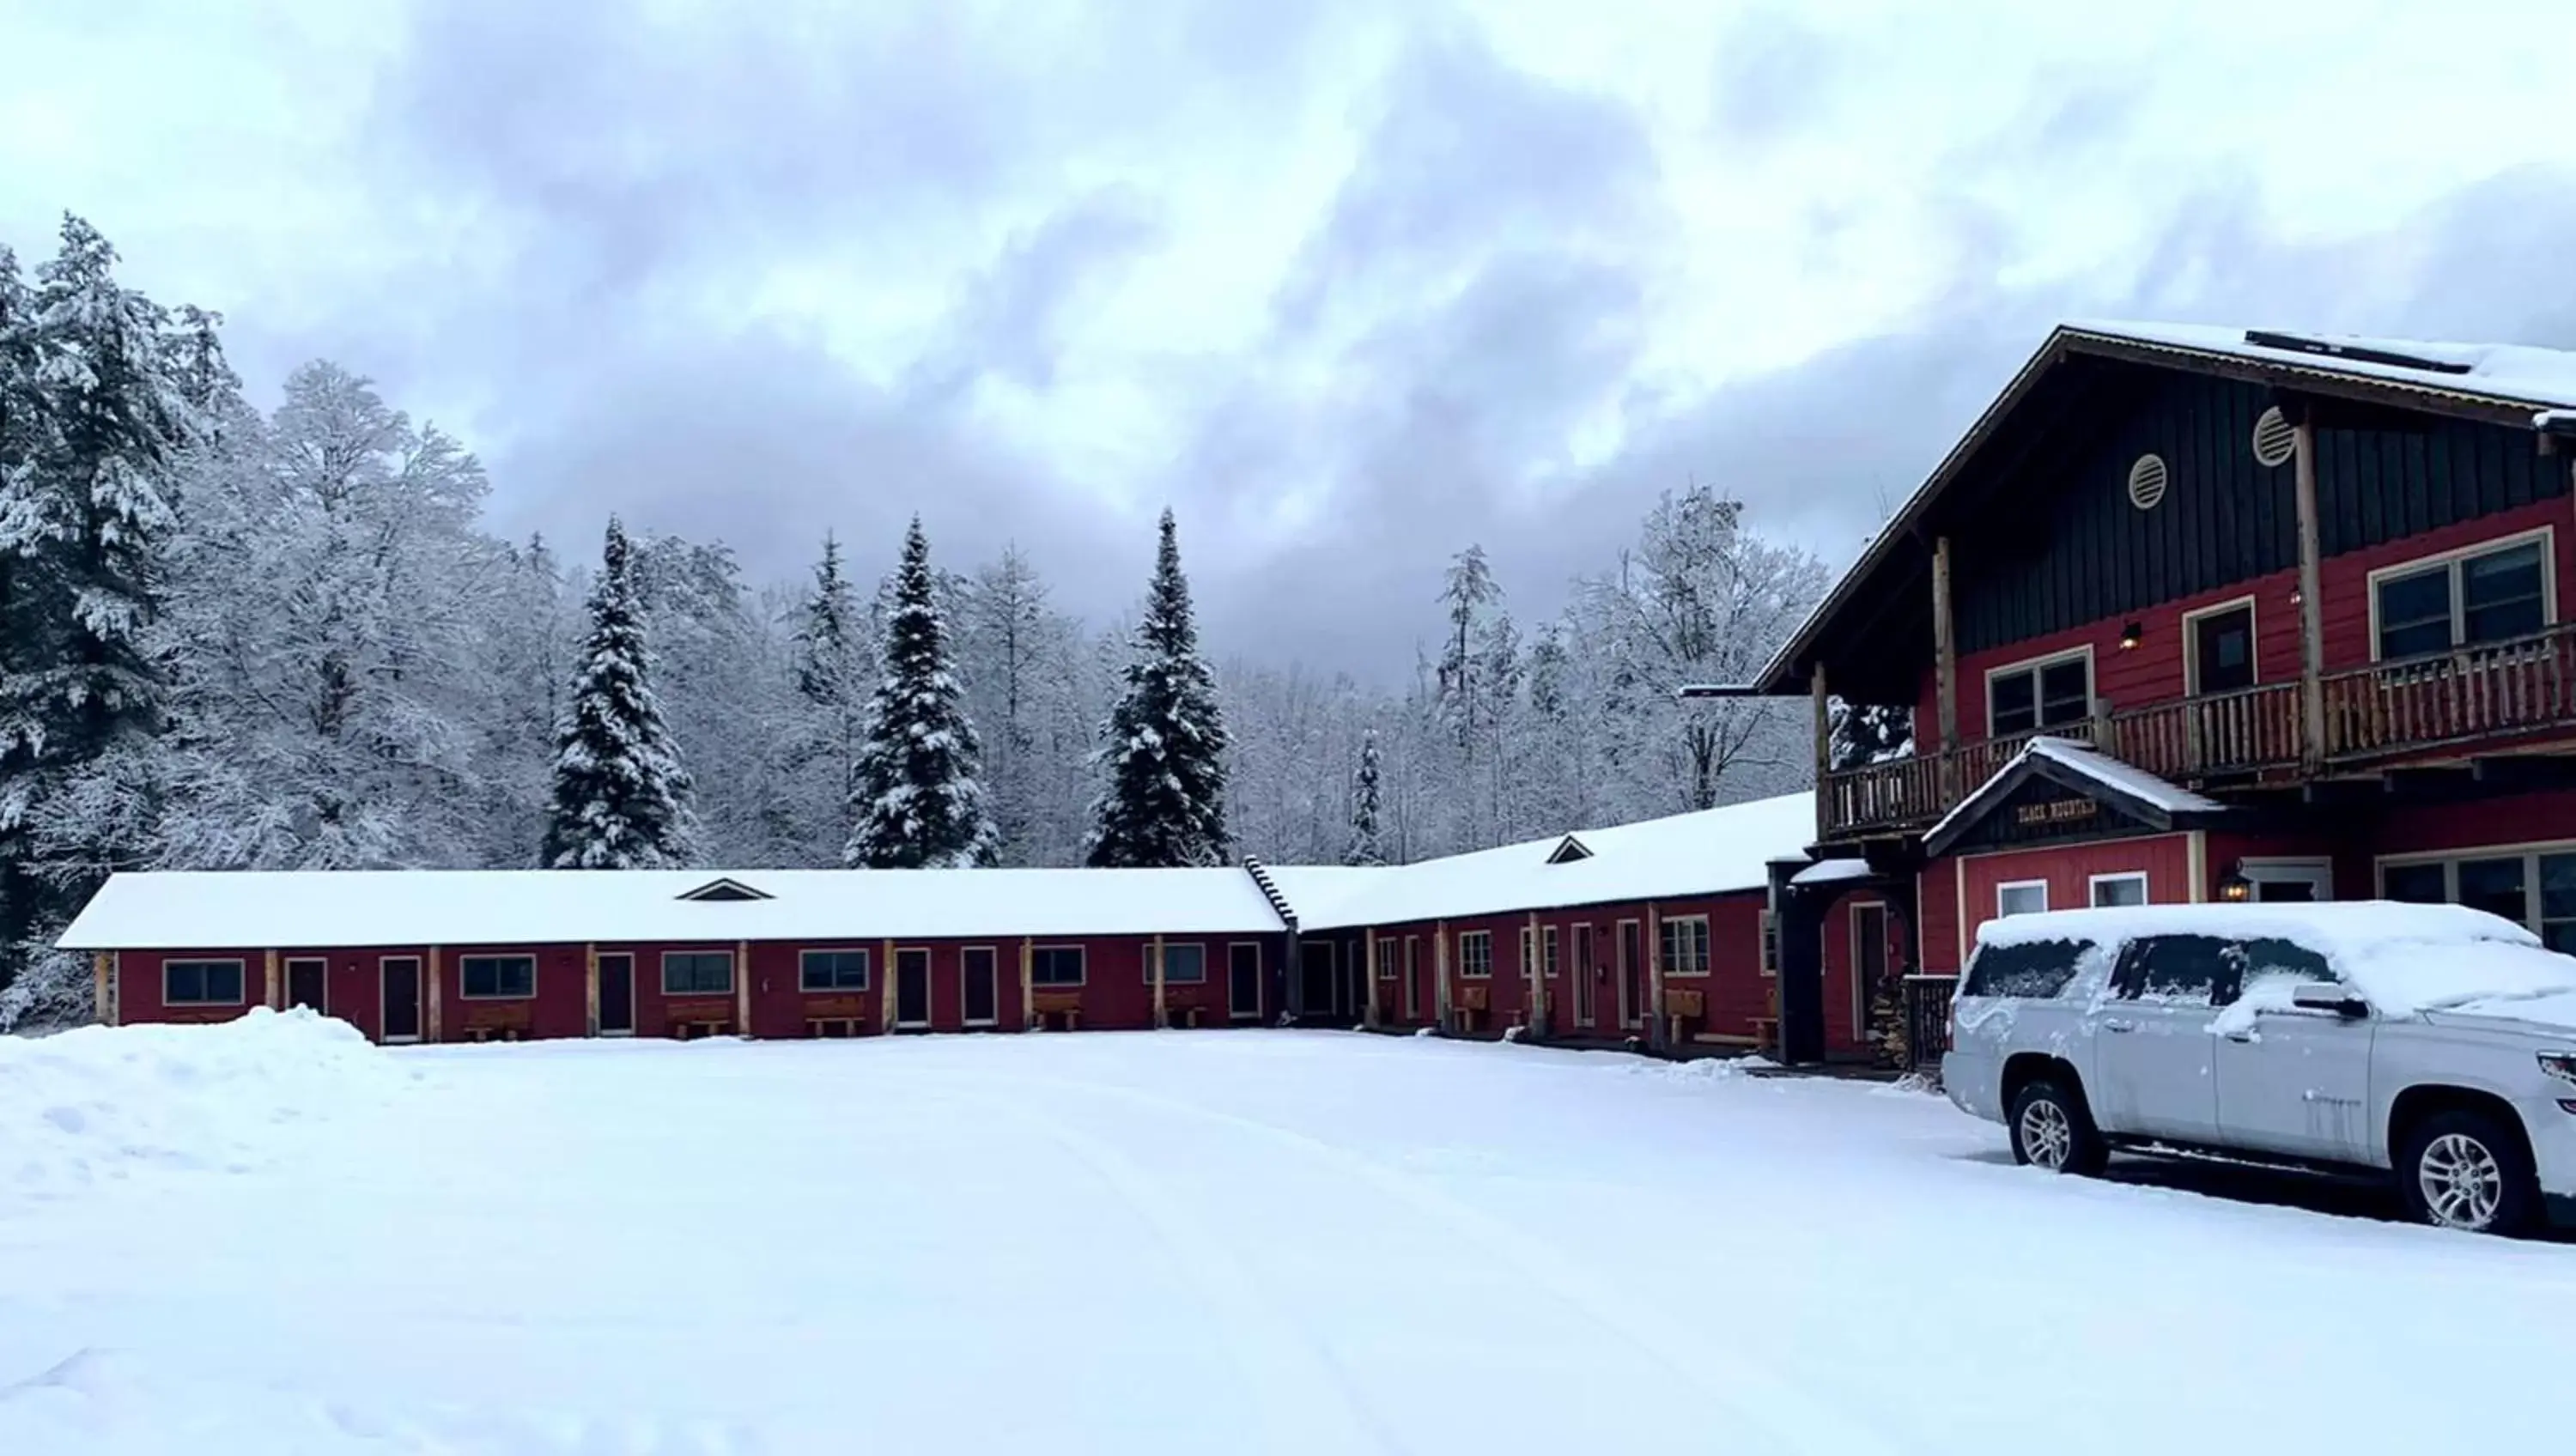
left=1955, top=367, right=2565, bottom=655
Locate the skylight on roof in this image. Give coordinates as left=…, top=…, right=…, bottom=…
left=2242, top=330, right=2472, bottom=376
left=677, top=877, right=772, bottom=902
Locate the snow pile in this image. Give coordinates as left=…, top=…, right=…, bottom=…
left=0, top=1009, right=418, bottom=1201
left=1646, top=1053, right=1777, bottom=1082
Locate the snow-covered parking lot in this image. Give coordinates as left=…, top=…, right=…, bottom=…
left=6, top=1016, right=2574, bottom=1455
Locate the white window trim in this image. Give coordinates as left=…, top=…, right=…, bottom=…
left=2178, top=594, right=2260, bottom=696
left=2365, top=525, right=2556, bottom=664
left=378, top=955, right=423, bottom=1044
left=162, top=956, right=247, bottom=1007
left=1227, top=941, right=1264, bottom=1020
left=457, top=952, right=538, bottom=1001
left=2087, top=871, right=2149, bottom=908
left=1758, top=908, right=1778, bottom=978
left=1152, top=941, right=1208, bottom=986
left=659, top=949, right=736, bottom=998
left=1541, top=924, right=1560, bottom=978
left=959, top=945, right=1000, bottom=1027
left=798, top=946, right=872, bottom=993
left=1983, top=644, right=2096, bottom=737
left=1848, top=900, right=1887, bottom=1042
left=1457, top=930, right=1494, bottom=979
left=1030, top=943, right=1087, bottom=989
left=2378, top=840, right=2576, bottom=943
left=1658, top=913, right=1713, bottom=976
left=1996, top=879, right=2050, bottom=917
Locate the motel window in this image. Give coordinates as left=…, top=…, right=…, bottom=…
left=1032, top=946, right=1085, bottom=987
left=1519, top=925, right=1537, bottom=977
left=1375, top=939, right=1399, bottom=980
left=1458, top=931, right=1493, bottom=978
left=1759, top=909, right=1778, bottom=977
left=799, top=949, right=869, bottom=992
left=2089, top=873, right=2148, bottom=909
left=1157, top=943, right=1206, bottom=984
left=1542, top=925, right=1559, bottom=978
left=2373, top=536, right=2549, bottom=661
left=661, top=950, right=734, bottom=997
left=163, top=958, right=245, bottom=1005
left=1996, top=881, right=2049, bottom=918
left=1989, top=652, right=2090, bottom=737
left=459, top=955, right=536, bottom=999
left=2379, top=850, right=2576, bottom=955
left=1658, top=915, right=1711, bottom=976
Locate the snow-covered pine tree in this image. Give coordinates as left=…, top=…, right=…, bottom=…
left=1828, top=700, right=1917, bottom=772
left=788, top=533, right=869, bottom=860
left=1, top=216, right=187, bottom=987
left=1345, top=726, right=1386, bottom=866
left=843, top=518, right=997, bottom=869
left=1087, top=509, right=1230, bottom=868
left=541, top=516, right=697, bottom=870
left=0, top=239, right=48, bottom=992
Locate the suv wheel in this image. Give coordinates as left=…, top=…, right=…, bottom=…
left=2399, top=1110, right=2538, bottom=1235
left=2008, top=1077, right=2107, bottom=1176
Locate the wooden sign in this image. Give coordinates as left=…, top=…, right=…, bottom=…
left=2014, top=798, right=2098, bottom=828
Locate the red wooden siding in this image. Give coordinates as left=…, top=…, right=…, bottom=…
left=1925, top=832, right=2196, bottom=974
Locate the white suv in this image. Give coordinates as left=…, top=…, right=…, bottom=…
left=1942, top=901, right=2576, bottom=1235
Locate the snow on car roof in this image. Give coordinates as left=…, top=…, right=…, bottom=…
left=1277, top=791, right=1814, bottom=931
left=53, top=865, right=1294, bottom=951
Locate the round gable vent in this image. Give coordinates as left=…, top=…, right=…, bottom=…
left=2126, top=452, right=2169, bottom=511
left=2251, top=406, right=2296, bottom=467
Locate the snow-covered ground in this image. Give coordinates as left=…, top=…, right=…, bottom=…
left=4, top=1016, right=2573, bottom=1454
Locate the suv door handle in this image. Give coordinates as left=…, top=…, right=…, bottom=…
left=2100, top=1017, right=2136, bottom=1033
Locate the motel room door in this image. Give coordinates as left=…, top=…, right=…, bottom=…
left=896, top=948, right=932, bottom=1029
left=1618, top=921, right=1644, bottom=1028
left=1298, top=941, right=1337, bottom=1018
left=1572, top=925, right=1596, bottom=1029
left=285, top=956, right=327, bottom=1015
left=597, top=953, right=635, bottom=1035
left=1229, top=943, right=1262, bottom=1021
left=380, top=956, right=422, bottom=1043
left=960, top=947, right=999, bottom=1028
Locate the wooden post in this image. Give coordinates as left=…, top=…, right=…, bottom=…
left=2293, top=412, right=2327, bottom=767
left=735, top=939, right=752, bottom=1038
left=264, top=949, right=280, bottom=1010
left=1434, top=919, right=1452, bottom=1032
left=1364, top=927, right=1381, bottom=1028
left=1151, top=933, right=1166, bottom=1028
left=881, top=937, right=896, bottom=1033
left=92, top=951, right=110, bottom=1026
left=426, top=945, right=443, bottom=1043
left=1646, top=903, right=1667, bottom=1051
left=585, top=943, right=600, bottom=1037
left=1525, top=912, right=1544, bottom=1038
left=1931, top=536, right=1959, bottom=755
left=1810, top=663, right=1831, bottom=839
left=1019, top=938, right=1035, bottom=1031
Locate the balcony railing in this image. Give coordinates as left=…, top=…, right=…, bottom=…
left=1823, top=619, right=2576, bottom=840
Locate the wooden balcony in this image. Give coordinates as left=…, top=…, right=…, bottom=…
left=1822, top=620, right=2576, bottom=840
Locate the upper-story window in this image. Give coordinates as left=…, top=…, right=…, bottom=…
left=1989, top=649, right=2091, bottom=737
left=2372, top=533, right=2550, bottom=661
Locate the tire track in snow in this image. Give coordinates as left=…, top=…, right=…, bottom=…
left=959, top=1089, right=1406, bottom=1456
left=984, top=1069, right=1902, bottom=1456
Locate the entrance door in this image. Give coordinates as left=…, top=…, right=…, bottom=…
left=380, top=956, right=422, bottom=1043
left=896, top=948, right=932, bottom=1029
left=1851, top=903, right=1888, bottom=1046
left=1401, top=937, right=1421, bottom=1022
left=1298, top=942, right=1336, bottom=1018
left=1229, top=943, right=1261, bottom=1021
left=2188, top=604, right=2258, bottom=769
left=1573, top=925, right=1595, bottom=1028
left=961, top=947, right=998, bottom=1027
left=1617, top=921, right=1643, bottom=1028
left=285, top=957, right=327, bottom=1014
left=598, top=953, right=635, bottom=1035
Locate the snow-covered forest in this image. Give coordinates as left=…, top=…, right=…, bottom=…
left=0, top=215, right=1856, bottom=995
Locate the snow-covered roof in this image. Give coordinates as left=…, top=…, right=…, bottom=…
left=1789, top=857, right=1880, bottom=888
left=2067, top=321, right=2576, bottom=412
left=53, top=867, right=1291, bottom=951
left=1924, top=736, right=2221, bottom=854
left=1278, top=792, right=1814, bottom=931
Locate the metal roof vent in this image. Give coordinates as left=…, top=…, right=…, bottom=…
left=2126, top=453, right=2169, bottom=511
left=678, top=877, right=772, bottom=902
left=2251, top=407, right=2296, bottom=468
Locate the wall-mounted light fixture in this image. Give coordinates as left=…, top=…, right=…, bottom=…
left=2218, top=864, right=2254, bottom=902
left=2119, top=621, right=2145, bottom=652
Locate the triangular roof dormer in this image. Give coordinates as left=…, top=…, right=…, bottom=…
left=677, top=877, right=773, bottom=903
left=1545, top=835, right=1594, bottom=865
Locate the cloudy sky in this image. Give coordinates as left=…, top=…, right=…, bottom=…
left=5, top=0, right=2572, bottom=675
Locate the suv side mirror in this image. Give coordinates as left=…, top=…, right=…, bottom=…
left=2289, top=983, right=2368, bottom=1019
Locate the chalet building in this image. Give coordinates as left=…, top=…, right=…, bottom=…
left=56, top=793, right=1826, bottom=1052
left=1748, top=322, right=2576, bottom=1066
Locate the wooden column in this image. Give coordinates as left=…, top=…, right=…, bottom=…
left=426, top=945, right=443, bottom=1043
left=1019, top=938, right=1035, bottom=1031
left=1809, top=663, right=1831, bottom=840
left=1646, top=903, right=1667, bottom=1052
left=92, top=951, right=110, bottom=1026
left=1360, top=927, right=1381, bottom=1025
left=1931, top=536, right=1958, bottom=752
left=584, top=943, right=600, bottom=1036
left=1151, top=933, right=1166, bottom=1028
left=881, top=937, right=896, bottom=1033
left=1434, top=919, right=1453, bottom=1031
left=735, top=939, right=752, bottom=1038
left=2293, top=413, right=2327, bottom=767
left=264, top=949, right=281, bottom=1010
left=1524, top=912, right=1544, bottom=1038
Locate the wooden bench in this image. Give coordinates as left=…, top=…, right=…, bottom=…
left=665, top=1001, right=735, bottom=1040
left=461, top=1004, right=534, bottom=1042
left=1032, top=989, right=1083, bottom=1031
left=1451, top=983, right=1491, bottom=1034
left=1662, top=987, right=1705, bottom=1046
left=804, top=995, right=869, bottom=1039
left=1162, top=1004, right=1205, bottom=1028
left=1750, top=1016, right=1779, bottom=1055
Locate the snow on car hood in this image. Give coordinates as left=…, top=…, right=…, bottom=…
left=2347, top=941, right=2576, bottom=1025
